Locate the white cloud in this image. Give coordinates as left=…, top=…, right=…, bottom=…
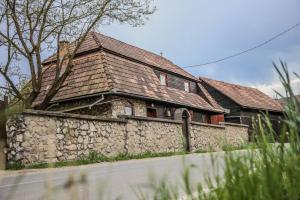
left=252, top=78, right=300, bottom=98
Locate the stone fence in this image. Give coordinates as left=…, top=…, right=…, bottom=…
left=6, top=110, right=248, bottom=165
left=190, top=122, right=248, bottom=151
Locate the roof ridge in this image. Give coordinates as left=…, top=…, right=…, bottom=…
left=99, top=51, right=114, bottom=90
left=200, top=76, right=259, bottom=91
left=93, top=32, right=197, bottom=80
left=94, top=32, right=171, bottom=62
left=200, top=77, right=282, bottom=112
left=91, top=31, right=103, bottom=48
left=196, top=82, right=224, bottom=111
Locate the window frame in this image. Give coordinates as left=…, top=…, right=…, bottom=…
left=160, top=73, right=168, bottom=86
left=184, top=81, right=190, bottom=92
left=124, top=106, right=133, bottom=116
left=147, top=107, right=157, bottom=118
left=124, top=101, right=134, bottom=116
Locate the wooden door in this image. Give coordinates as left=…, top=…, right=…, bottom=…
left=182, top=111, right=190, bottom=152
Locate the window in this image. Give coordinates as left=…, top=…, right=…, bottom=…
left=147, top=108, right=157, bottom=118
left=192, top=112, right=208, bottom=123
left=124, top=101, right=134, bottom=116
left=165, top=108, right=171, bottom=117
left=124, top=106, right=133, bottom=115
left=184, top=82, right=190, bottom=92
left=160, top=73, right=167, bottom=86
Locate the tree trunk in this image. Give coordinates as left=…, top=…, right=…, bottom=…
left=24, top=91, right=39, bottom=109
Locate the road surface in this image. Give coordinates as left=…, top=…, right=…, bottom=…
left=0, top=152, right=225, bottom=200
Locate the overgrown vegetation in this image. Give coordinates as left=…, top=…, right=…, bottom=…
left=221, top=142, right=255, bottom=151
left=140, top=62, right=300, bottom=200
left=6, top=151, right=187, bottom=170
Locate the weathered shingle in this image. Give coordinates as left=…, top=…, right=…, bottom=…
left=104, top=52, right=221, bottom=112
left=35, top=32, right=222, bottom=112
left=33, top=52, right=112, bottom=106
left=200, top=77, right=282, bottom=112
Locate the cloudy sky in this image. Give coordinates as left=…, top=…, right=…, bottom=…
left=100, top=0, right=300, bottom=98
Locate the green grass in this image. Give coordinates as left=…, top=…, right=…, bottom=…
left=6, top=151, right=187, bottom=170
left=7, top=145, right=256, bottom=170
left=221, top=143, right=255, bottom=151
left=141, top=62, right=300, bottom=200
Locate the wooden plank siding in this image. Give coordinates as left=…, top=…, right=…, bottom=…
left=154, top=70, right=197, bottom=94
left=202, top=82, right=283, bottom=138
left=202, top=82, right=242, bottom=116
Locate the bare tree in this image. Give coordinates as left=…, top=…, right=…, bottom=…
left=0, top=0, right=155, bottom=109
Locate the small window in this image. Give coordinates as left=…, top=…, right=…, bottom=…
left=160, top=73, right=167, bottom=86
left=165, top=108, right=171, bottom=117
left=124, top=106, right=133, bottom=115
left=147, top=108, right=157, bottom=118
left=184, top=82, right=190, bottom=92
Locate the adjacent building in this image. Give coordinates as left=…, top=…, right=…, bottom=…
left=199, top=77, right=283, bottom=137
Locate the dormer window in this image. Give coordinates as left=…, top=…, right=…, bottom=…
left=184, top=82, right=190, bottom=92
left=160, top=73, right=167, bottom=86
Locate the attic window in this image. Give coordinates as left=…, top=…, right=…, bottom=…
left=184, top=82, right=190, bottom=92
left=160, top=73, right=167, bottom=86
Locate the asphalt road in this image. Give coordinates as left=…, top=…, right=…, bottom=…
left=0, top=152, right=225, bottom=200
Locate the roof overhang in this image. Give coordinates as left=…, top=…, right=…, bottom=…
left=50, top=90, right=224, bottom=114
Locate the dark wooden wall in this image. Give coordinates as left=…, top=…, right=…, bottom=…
left=240, top=109, right=283, bottom=138
left=201, top=82, right=284, bottom=138
left=154, top=70, right=197, bottom=94
left=201, top=82, right=242, bottom=116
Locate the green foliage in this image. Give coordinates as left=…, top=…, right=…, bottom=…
left=142, top=62, right=300, bottom=200
left=6, top=162, right=24, bottom=170
left=6, top=151, right=186, bottom=170
left=221, top=143, right=255, bottom=151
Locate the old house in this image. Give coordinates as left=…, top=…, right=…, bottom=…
left=5, top=33, right=250, bottom=165
left=199, top=77, right=283, bottom=137
left=34, top=32, right=224, bottom=124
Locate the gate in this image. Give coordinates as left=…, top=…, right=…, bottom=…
left=0, top=97, right=7, bottom=170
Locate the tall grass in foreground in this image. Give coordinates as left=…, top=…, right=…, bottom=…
left=141, top=62, right=300, bottom=200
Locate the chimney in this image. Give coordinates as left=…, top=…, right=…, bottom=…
left=58, top=41, right=70, bottom=59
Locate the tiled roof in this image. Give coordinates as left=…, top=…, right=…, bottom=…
left=33, top=52, right=111, bottom=106
left=34, top=32, right=222, bottom=112
left=200, top=77, right=283, bottom=112
left=103, top=52, right=222, bottom=112
left=44, top=32, right=197, bottom=80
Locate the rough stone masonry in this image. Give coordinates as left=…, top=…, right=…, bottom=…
left=6, top=110, right=248, bottom=165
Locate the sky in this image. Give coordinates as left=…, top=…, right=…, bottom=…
left=1, top=0, right=300, bottom=99
left=99, top=0, right=300, bottom=98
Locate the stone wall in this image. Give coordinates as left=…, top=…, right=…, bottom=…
left=190, top=122, right=248, bottom=151
left=111, top=97, right=147, bottom=117
left=6, top=110, right=182, bottom=165
left=6, top=110, right=248, bottom=165
left=124, top=116, right=183, bottom=154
